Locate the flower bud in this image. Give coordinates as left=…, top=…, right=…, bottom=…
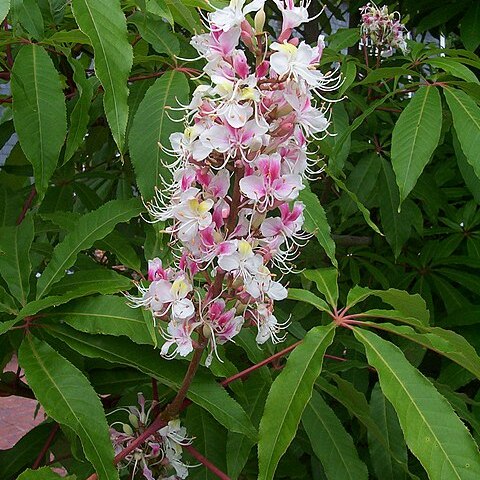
left=129, top=413, right=139, bottom=429
left=122, top=423, right=134, bottom=436
left=254, top=8, right=266, bottom=33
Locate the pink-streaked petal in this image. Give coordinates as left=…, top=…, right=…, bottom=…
left=239, top=175, right=265, bottom=200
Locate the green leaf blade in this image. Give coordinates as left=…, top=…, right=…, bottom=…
left=19, top=335, right=118, bottom=480
left=129, top=70, right=189, bottom=200
left=71, top=0, right=133, bottom=152
left=391, top=86, right=442, bottom=204
left=11, top=44, right=67, bottom=197
left=354, top=328, right=480, bottom=480
left=258, top=324, right=336, bottom=480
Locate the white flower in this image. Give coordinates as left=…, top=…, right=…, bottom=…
left=210, top=0, right=266, bottom=32
left=174, top=197, right=214, bottom=242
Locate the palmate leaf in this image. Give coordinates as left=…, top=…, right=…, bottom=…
left=287, top=288, right=331, bottom=313
left=19, top=334, right=118, bottom=480
left=129, top=70, right=189, bottom=200
left=258, top=324, right=336, bottom=480
left=36, top=198, right=143, bottom=299
left=298, top=186, right=337, bottom=267
left=0, top=214, right=33, bottom=305
left=444, top=87, right=480, bottom=179
left=302, top=390, right=368, bottom=480
left=354, top=328, right=480, bottom=480
left=391, top=86, right=442, bottom=204
left=461, top=2, right=480, bottom=51
left=71, top=0, right=133, bottom=152
left=11, top=44, right=67, bottom=198
left=44, top=324, right=257, bottom=440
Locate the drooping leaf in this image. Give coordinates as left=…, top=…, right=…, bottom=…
left=362, top=322, right=480, bottom=380
left=298, top=186, right=337, bottom=267
left=45, top=324, right=257, bottom=440
left=346, top=286, right=430, bottom=325
left=428, top=58, right=479, bottom=84
left=354, top=328, right=480, bottom=480
left=36, top=198, right=143, bottom=298
left=186, top=405, right=228, bottom=480
left=258, top=324, right=336, bottom=480
left=71, top=0, right=133, bottom=152
left=444, top=87, right=480, bottom=179
left=287, top=288, right=331, bottom=314
left=129, top=71, right=189, bottom=200
left=11, top=0, right=44, bottom=39
left=50, top=294, right=155, bottom=345
left=0, top=214, right=34, bottom=305
left=303, top=268, right=338, bottom=308
left=379, top=159, right=415, bottom=257
left=129, top=11, right=180, bottom=57
left=391, top=86, right=442, bottom=203
left=19, top=334, right=119, bottom=480
left=64, top=56, right=94, bottom=163
left=227, top=372, right=270, bottom=479
left=303, top=389, right=368, bottom=480
left=461, top=3, right=480, bottom=51
left=11, top=44, right=67, bottom=197
left=368, top=383, right=407, bottom=480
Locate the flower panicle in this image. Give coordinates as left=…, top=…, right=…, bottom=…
left=127, top=0, right=340, bottom=367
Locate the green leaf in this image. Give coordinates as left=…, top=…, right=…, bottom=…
left=64, top=56, right=94, bottom=163
left=359, top=67, right=419, bottom=85
left=36, top=198, right=143, bottom=298
left=145, top=0, right=173, bottom=25
left=347, top=287, right=430, bottom=326
left=461, top=3, right=480, bottom=51
left=327, top=28, right=360, bottom=52
left=227, top=372, right=269, bottom=479
left=379, top=159, right=415, bottom=258
left=129, top=11, right=180, bottom=57
left=11, top=44, right=67, bottom=197
left=428, top=58, right=479, bottom=84
left=391, top=86, right=442, bottom=204
left=298, top=186, right=337, bottom=267
left=45, top=324, right=257, bottom=440
left=11, top=0, right=44, bottom=40
left=444, top=87, right=480, bottom=179
left=258, top=324, right=336, bottom=480
left=354, top=328, right=480, bottom=480
left=17, top=467, right=74, bottom=479
left=303, top=389, right=368, bottom=480
left=0, top=318, right=17, bottom=336
left=303, top=268, right=338, bottom=308
left=129, top=71, right=189, bottom=200
left=0, top=424, right=52, bottom=479
left=368, top=383, right=407, bottom=480
left=186, top=405, right=228, bottom=480
left=71, top=0, right=133, bottom=152
left=19, top=334, right=118, bottom=480
left=0, top=285, right=17, bottom=315
left=0, top=0, right=9, bottom=24
left=287, top=288, right=331, bottom=314
left=51, top=294, right=155, bottom=345
left=363, top=322, right=480, bottom=380
left=164, top=0, right=202, bottom=33
left=0, top=214, right=34, bottom=305
left=323, top=103, right=350, bottom=176
left=327, top=170, right=382, bottom=235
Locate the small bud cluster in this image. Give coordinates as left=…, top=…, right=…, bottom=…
left=360, top=2, right=408, bottom=57
left=127, top=0, right=340, bottom=366
left=110, top=394, right=193, bottom=480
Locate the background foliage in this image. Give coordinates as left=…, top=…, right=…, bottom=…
left=1, top=0, right=480, bottom=479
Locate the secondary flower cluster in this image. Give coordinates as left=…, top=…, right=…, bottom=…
left=110, top=394, right=192, bottom=480
left=360, top=2, right=408, bottom=57
left=127, top=0, right=340, bottom=365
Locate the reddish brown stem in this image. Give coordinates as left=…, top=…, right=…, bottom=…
left=184, top=444, right=231, bottom=480
left=32, top=423, right=59, bottom=469
left=221, top=340, right=301, bottom=386
left=16, top=187, right=37, bottom=225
